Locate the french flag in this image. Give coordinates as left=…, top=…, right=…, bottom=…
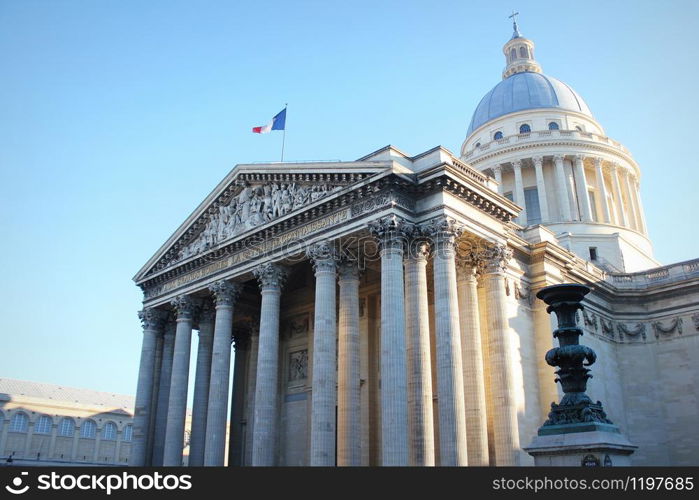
left=252, top=107, right=286, bottom=134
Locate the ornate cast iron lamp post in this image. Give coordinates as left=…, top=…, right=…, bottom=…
left=535, top=284, right=614, bottom=432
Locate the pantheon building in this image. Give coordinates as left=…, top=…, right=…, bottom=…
left=131, top=23, right=699, bottom=466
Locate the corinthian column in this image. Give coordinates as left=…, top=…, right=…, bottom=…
left=337, top=258, right=362, bottom=466
left=368, top=215, right=409, bottom=466
left=574, top=155, right=593, bottom=222
left=307, top=241, right=339, bottom=466
left=594, top=158, right=611, bottom=223
left=455, top=256, right=489, bottom=466
left=610, top=163, right=628, bottom=227
left=512, top=160, right=527, bottom=225
left=163, top=295, right=197, bottom=466
left=425, top=217, right=468, bottom=466
left=492, top=165, right=503, bottom=194
left=553, top=155, right=572, bottom=221
left=251, top=263, right=287, bottom=466
left=403, top=234, right=435, bottom=466
left=244, top=325, right=259, bottom=466
left=205, top=280, right=242, bottom=466
left=532, top=156, right=549, bottom=223
left=151, top=318, right=175, bottom=466
left=623, top=169, right=641, bottom=231
left=131, top=307, right=166, bottom=467
left=479, top=245, right=520, bottom=465
left=188, top=303, right=215, bottom=466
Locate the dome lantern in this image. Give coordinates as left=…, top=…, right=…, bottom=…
left=502, top=14, right=541, bottom=79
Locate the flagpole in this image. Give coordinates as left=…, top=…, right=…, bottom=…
left=280, top=103, right=288, bottom=162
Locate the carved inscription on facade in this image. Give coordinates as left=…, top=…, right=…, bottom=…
left=156, top=208, right=352, bottom=295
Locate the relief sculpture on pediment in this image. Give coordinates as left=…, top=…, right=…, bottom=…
left=178, top=181, right=343, bottom=262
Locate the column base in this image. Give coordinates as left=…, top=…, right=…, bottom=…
left=524, top=424, right=637, bottom=466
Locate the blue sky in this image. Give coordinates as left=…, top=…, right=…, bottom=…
left=1, top=0, right=697, bottom=400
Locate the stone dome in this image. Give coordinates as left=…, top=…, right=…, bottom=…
left=466, top=72, right=593, bottom=136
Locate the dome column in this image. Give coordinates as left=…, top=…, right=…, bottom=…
left=553, top=155, right=572, bottom=221
left=623, top=170, right=641, bottom=232
left=512, top=160, right=527, bottom=225
left=532, top=156, right=549, bottom=223
left=573, top=155, right=593, bottom=222
left=492, top=165, right=503, bottom=194
left=610, top=163, right=628, bottom=227
left=632, top=177, right=647, bottom=234
left=594, top=158, right=611, bottom=223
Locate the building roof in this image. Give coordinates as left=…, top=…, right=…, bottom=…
left=466, top=71, right=593, bottom=136
left=0, top=378, right=134, bottom=412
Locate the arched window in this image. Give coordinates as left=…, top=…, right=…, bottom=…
left=35, top=415, right=52, bottom=434
left=575, top=125, right=583, bottom=132
left=59, top=418, right=75, bottom=437
left=474, top=142, right=481, bottom=148
left=123, top=425, right=133, bottom=442
left=494, top=131, right=503, bottom=140
left=10, top=412, right=28, bottom=432
left=103, top=422, right=117, bottom=441
left=510, top=48, right=516, bottom=61
left=519, top=123, right=531, bottom=134
left=519, top=46, right=528, bottom=58
left=81, top=420, right=96, bottom=439
left=548, top=122, right=560, bottom=130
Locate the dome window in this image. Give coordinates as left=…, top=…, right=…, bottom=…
left=519, top=123, right=531, bottom=134
left=548, top=122, right=559, bottom=130
left=519, top=46, right=528, bottom=58
left=474, top=142, right=481, bottom=148
left=494, top=131, right=503, bottom=140
left=510, top=48, right=517, bottom=61
left=575, top=125, right=583, bottom=132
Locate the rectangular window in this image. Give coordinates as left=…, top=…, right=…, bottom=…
left=524, top=187, right=542, bottom=225
left=588, top=190, right=599, bottom=222
left=589, top=247, right=598, bottom=261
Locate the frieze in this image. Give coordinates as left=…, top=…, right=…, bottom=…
left=582, top=310, right=598, bottom=332
left=617, top=322, right=646, bottom=341
left=177, top=181, right=345, bottom=263
left=652, top=317, right=683, bottom=339
left=150, top=208, right=351, bottom=298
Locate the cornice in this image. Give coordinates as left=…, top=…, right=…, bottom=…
left=464, top=137, right=641, bottom=178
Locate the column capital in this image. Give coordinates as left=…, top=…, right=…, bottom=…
left=421, top=217, right=465, bottom=244
left=138, top=308, right=167, bottom=331
left=368, top=214, right=409, bottom=252
left=338, top=259, right=360, bottom=281
left=573, top=154, right=586, bottom=164
left=253, top=262, right=288, bottom=290
left=609, top=161, right=620, bottom=172
left=512, top=159, right=522, bottom=169
left=170, top=295, right=198, bottom=320
left=477, top=244, right=513, bottom=275
left=455, top=258, right=479, bottom=282
left=209, top=280, right=242, bottom=307
left=532, top=155, right=543, bottom=166
left=492, top=164, right=502, bottom=175
left=553, top=154, right=565, bottom=163
left=306, top=241, right=338, bottom=274
left=593, top=156, right=604, bottom=168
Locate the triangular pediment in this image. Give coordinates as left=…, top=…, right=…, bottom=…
left=134, top=161, right=396, bottom=284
